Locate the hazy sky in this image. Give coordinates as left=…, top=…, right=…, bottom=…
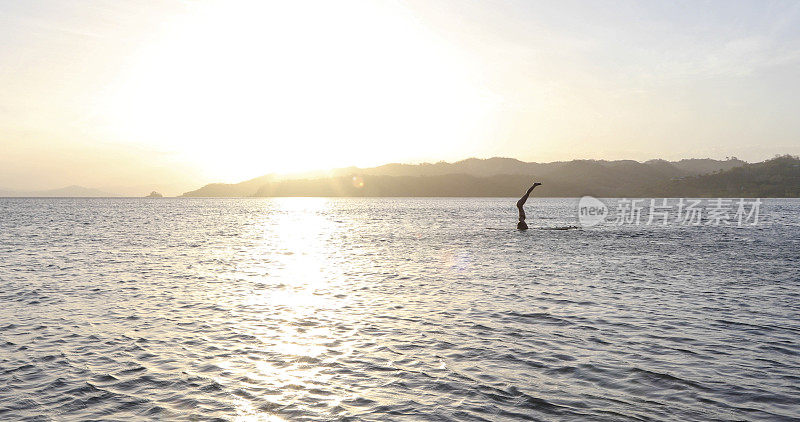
left=2, top=0, right=799, bottom=193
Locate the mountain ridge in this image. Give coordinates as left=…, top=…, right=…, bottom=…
left=0, top=185, right=119, bottom=197
left=182, top=156, right=755, bottom=197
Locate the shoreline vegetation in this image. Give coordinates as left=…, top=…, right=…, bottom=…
left=181, top=155, right=800, bottom=198
left=1, top=155, right=797, bottom=198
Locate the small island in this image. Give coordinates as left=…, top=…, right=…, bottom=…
left=146, top=191, right=164, bottom=198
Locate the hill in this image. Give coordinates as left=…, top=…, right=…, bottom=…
left=0, top=185, right=119, bottom=197
left=248, top=156, right=799, bottom=198
left=182, top=157, right=751, bottom=197
left=656, top=155, right=800, bottom=197
left=180, top=175, right=275, bottom=197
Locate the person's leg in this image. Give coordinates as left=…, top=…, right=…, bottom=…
left=516, top=186, right=534, bottom=222
left=516, top=183, right=540, bottom=226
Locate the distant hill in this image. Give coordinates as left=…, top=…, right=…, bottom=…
left=183, top=157, right=753, bottom=197
left=0, top=185, right=119, bottom=197
left=246, top=156, right=799, bottom=198
left=181, top=175, right=275, bottom=197
left=332, top=157, right=748, bottom=179
left=668, top=158, right=748, bottom=175
left=656, top=155, right=800, bottom=197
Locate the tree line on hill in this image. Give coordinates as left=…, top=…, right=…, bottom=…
left=181, top=155, right=800, bottom=198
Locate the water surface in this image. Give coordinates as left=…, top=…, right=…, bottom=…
left=1, top=198, right=798, bottom=420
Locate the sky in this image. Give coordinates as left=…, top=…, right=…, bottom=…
left=1, top=0, right=799, bottom=194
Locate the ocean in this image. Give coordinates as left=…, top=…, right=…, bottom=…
left=0, top=197, right=798, bottom=421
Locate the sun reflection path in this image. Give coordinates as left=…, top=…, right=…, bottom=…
left=210, top=198, right=365, bottom=419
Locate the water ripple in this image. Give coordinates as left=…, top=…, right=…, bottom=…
left=0, top=198, right=798, bottom=420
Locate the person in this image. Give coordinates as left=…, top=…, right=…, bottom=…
left=517, top=182, right=542, bottom=230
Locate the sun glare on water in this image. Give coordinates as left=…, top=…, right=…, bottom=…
left=200, top=198, right=362, bottom=420
left=107, top=0, right=490, bottom=181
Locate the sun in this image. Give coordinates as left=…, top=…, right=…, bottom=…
left=104, top=0, right=492, bottom=182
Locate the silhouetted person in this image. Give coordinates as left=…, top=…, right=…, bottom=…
left=517, top=182, right=541, bottom=230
